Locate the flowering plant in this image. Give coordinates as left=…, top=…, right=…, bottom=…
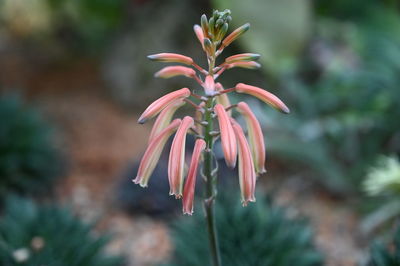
left=133, top=9, right=289, bottom=266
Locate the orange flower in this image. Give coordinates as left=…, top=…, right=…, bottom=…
left=138, top=88, right=190, bottom=124
left=214, top=104, right=237, bottom=168
left=236, top=102, right=266, bottom=174
left=231, top=118, right=256, bottom=206
left=155, top=66, right=196, bottom=79
left=182, top=138, right=206, bottom=215
left=148, top=99, right=185, bottom=143
left=168, top=116, right=194, bottom=198
left=235, top=83, right=290, bottom=114
left=147, top=53, right=193, bottom=65
left=133, top=119, right=182, bottom=187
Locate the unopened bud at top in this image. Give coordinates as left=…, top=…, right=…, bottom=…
left=147, top=53, right=193, bottom=65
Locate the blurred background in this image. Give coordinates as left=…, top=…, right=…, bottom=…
left=0, top=0, right=400, bottom=265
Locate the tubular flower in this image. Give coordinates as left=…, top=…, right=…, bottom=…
left=214, top=104, right=237, bottom=168
left=148, top=99, right=185, bottom=143
left=136, top=10, right=289, bottom=215
left=155, top=66, right=196, bottom=79
left=133, top=119, right=182, bottom=187
left=219, top=23, right=250, bottom=51
left=147, top=53, right=193, bottom=65
left=203, top=75, right=216, bottom=96
left=225, top=53, right=260, bottom=64
left=215, top=83, right=232, bottom=116
left=168, top=116, right=194, bottom=198
left=138, top=88, right=190, bottom=124
left=235, top=83, right=290, bottom=114
left=182, top=139, right=206, bottom=215
left=227, top=61, right=261, bottom=70
left=236, top=102, right=266, bottom=174
left=231, top=118, right=256, bottom=206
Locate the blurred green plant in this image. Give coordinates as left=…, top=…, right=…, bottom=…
left=166, top=192, right=323, bottom=266
left=361, top=156, right=400, bottom=235
left=0, top=196, right=125, bottom=266
left=0, top=95, right=63, bottom=200
left=366, top=225, right=400, bottom=266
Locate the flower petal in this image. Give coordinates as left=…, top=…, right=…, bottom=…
left=155, top=66, right=196, bottom=79
left=214, top=104, right=237, bottom=168
left=147, top=53, right=193, bottom=65
left=148, top=99, right=185, bottom=143
left=168, top=116, right=194, bottom=198
left=236, top=102, right=266, bottom=174
left=235, top=83, right=290, bottom=114
left=231, top=118, right=256, bottom=206
left=203, top=75, right=216, bottom=96
left=133, top=119, right=182, bottom=187
left=138, top=88, right=190, bottom=124
left=182, top=138, right=206, bottom=215
left=225, top=53, right=260, bottom=64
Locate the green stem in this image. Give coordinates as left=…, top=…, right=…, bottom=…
left=203, top=47, right=222, bottom=266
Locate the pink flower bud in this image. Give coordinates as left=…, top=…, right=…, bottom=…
left=182, top=138, right=206, bottom=215
left=148, top=99, right=185, bottom=143
left=236, top=102, right=266, bottom=174
left=155, top=66, right=196, bottom=79
left=225, top=53, right=260, bottom=64
left=227, top=61, right=261, bottom=70
left=138, top=88, right=190, bottom=124
left=133, top=119, right=182, bottom=187
left=168, top=116, right=194, bottom=198
left=220, top=23, right=250, bottom=50
left=215, top=83, right=232, bottom=116
left=147, top=53, right=193, bottom=65
left=203, top=75, right=216, bottom=96
left=193, top=24, right=205, bottom=49
left=214, top=104, right=237, bottom=168
left=231, top=118, right=256, bottom=206
left=235, top=83, right=290, bottom=114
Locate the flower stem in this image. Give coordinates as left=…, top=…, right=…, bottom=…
left=203, top=97, right=221, bottom=266
left=203, top=46, right=222, bottom=266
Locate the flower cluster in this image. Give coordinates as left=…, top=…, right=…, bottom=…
left=133, top=10, right=289, bottom=215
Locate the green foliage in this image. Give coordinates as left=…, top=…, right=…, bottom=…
left=167, top=193, right=323, bottom=266
left=0, top=95, right=63, bottom=199
left=0, top=196, right=125, bottom=266
left=367, top=226, right=400, bottom=266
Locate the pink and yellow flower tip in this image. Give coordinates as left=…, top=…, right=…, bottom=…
left=147, top=53, right=193, bottom=65
left=138, top=88, right=190, bottom=124
left=235, top=83, right=290, bottom=114
left=225, top=53, right=260, bottom=64
left=182, top=138, right=206, bottom=215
